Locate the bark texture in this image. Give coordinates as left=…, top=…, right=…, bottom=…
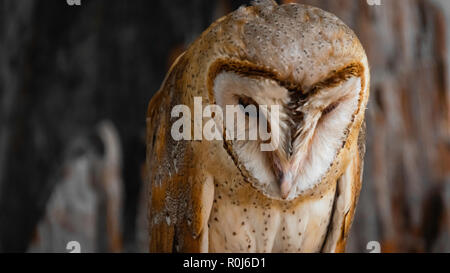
left=0, top=0, right=217, bottom=252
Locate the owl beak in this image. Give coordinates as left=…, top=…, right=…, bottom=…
left=271, top=153, right=294, bottom=199
left=280, top=178, right=293, bottom=199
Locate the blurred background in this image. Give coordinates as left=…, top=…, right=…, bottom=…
left=0, top=0, right=449, bottom=253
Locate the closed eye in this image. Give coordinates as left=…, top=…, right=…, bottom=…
left=236, top=95, right=259, bottom=117
left=237, top=95, right=258, bottom=108
left=322, top=101, right=339, bottom=116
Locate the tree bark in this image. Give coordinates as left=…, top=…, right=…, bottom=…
left=0, top=0, right=217, bottom=252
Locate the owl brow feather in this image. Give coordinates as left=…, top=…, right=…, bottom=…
left=207, top=59, right=363, bottom=102
left=306, top=63, right=364, bottom=95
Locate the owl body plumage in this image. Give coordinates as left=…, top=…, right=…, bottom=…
left=208, top=158, right=337, bottom=252
left=146, top=1, right=369, bottom=253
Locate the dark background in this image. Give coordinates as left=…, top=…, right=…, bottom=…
left=0, top=0, right=449, bottom=252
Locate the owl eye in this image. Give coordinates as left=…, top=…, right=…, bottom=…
left=322, top=101, right=339, bottom=116
left=236, top=96, right=259, bottom=117
left=237, top=96, right=258, bottom=108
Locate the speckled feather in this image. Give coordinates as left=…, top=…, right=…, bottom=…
left=146, top=1, right=370, bottom=253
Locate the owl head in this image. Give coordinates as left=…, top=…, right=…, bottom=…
left=174, top=1, right=369, bottom=201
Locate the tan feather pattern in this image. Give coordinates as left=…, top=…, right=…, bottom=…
left=146, top=1, right=370, bottom=253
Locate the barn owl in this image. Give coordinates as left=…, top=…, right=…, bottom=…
left=146, top=0, right=369, bottom=253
